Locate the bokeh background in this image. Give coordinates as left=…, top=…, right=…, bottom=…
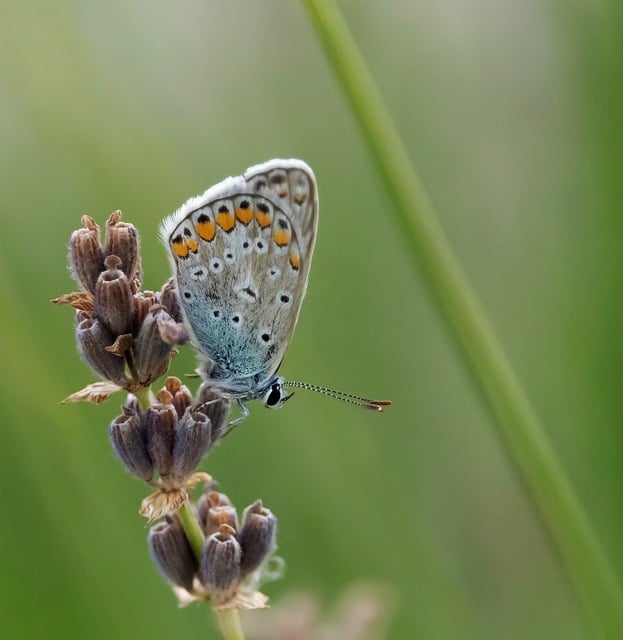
left=1, top=1, right=622, bottom=638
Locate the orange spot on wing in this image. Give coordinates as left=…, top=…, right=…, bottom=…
left=216, top=211, right=236, bottom=232
left=186, top=239, right=198, bottom=253
left=172, top=240, right=189, bottom=258
left=273, top=229, right=291, bottom=247
left=256, top=210, right=272, bottom=228
left=235, top=207, right=254, bottom=225
left=196, top=220, right=216, bottom=241
left=289, top=251, right=300, bottom=270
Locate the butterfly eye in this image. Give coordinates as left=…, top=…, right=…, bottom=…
left=262, top=380, right=293, bottom=409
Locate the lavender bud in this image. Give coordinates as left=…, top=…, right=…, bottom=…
left=165, top=377, right=193, bottom=419
left=160, top=277, right=184, bottom=323
left=205, top=505, right=239, bottom=537
left=133, top=307, right=174, bottom=385
left=133, top=290, right=158, bottom=327
left=109, top=408, right=153, bottom=481
left=94, top=256, right=135, bottom=336
left=200, top=524, right=241, bottom=602
left=171, top=411, right=212, bottom=481
left=144, top=400, right=178, bottom=477
left=156, top=311, right=188, bottom=346
left=238, top=500, right=277, bottom=576
left=195, top=384, right=231, bottom=441
left=149, top=517, right=198, bottom=591
left=105, top=211, right=141, bottom=284
left=69, top=215, right=105, bottom=294
left=76, top=317, right=127, bottom=385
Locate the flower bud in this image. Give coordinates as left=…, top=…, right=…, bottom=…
left=133, top=290, right=158, bottom=327
left=204, top=504, right=239, bottom=537
left=105, top=211, right=142, bottom=284
left=109, top=408, right=153, bottom=481
left=149, top=517, right=198, bottom=591
left=76, top=317, right=127, bottom=385
left=165, top=377, right=193, bottom=419
left=196, top=487, right=231, bottom=526
left=94, top=256, right=135, bottom=336
left=160, top=277, right=184, bottom=323
left=69, top=215, right=105, bottom=293
left=200, top=524, right=241, bottom=603
left=195, top=384, right=230, bottom=441
left=133, top=307, right=174, bottom=385
left=170, top=411, right=212, bottom=481
left=238, top=500, right=277, bottom=576
left=144, top=400, right=178, bottom=477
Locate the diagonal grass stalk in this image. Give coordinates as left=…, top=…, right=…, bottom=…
left=300, top=0, right=623, bottom=637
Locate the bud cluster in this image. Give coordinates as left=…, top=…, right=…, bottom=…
left=53, top=212, right=188, bottom=398
left=149, top=483, right=278, bottom=610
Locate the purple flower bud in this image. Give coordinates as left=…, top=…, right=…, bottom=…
left=105, top=211, right=142, bottom=285
left=200, top=524, right=241, bottom=603
left=76, top=317, right=128, bottom=385
left=149, top=517, right=198, bottom=591
left=171, top=411, right=212, bottom=481
left=238, top=500, right=277, bottom=576
left=133, top=307, right=174, bottom=386
left=195, top=384, right=230, bottom=441
left=133, top=290, right=158, bottom=328
left=109, top=408, right=153, bottom=481
left=160, top=277, right=184, bottom=323
left=69, top=216, right=105, bottom=294
left=144, top=401, right=178, bottom=477
left=94, top=256, right=135, bottom=336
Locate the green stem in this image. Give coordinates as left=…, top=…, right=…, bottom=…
left=177, top=501, right=205, bottom=561
left=301, top=0, right=623, bottom=637
left=133, top=386, right=152, bottom=412
left=215, top=609, right=246, bottom=640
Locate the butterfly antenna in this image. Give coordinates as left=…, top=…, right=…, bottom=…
left=283, top=381, right=392, bottom=412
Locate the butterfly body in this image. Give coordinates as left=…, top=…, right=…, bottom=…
left=161, top=159, right=318, bottom=408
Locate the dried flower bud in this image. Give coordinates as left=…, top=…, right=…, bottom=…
left=160, top=277, right=184, bottom=323
left=238, top=500, right=277, bottom=576
left=94, top=256, right=135, bottom=336
left=196, top=487, right=231, bottom=525
left=149, top=517, right=198, bottom=591
left=165, top=377, right=193, bottom=419
left=76, top=317, right=128, bottom=385
left=195, top=384, right=230, bottom=441
left=133, top=307, right=174, bottom=385
left=109, top=408, right=153, bottom=481
left=105, top=211, right=141, bottom=284
left=133, top=290, right=159, bottom=327
left=144, top=402, right=178, bottom=477
left=171, top=411, right=212, bottom=481
left=69, top=215, right=105, bottom=294
left=200, top=524, right=241, bottom=603
left=204, top=504, right=239, bottom=537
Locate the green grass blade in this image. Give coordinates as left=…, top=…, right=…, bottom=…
left=301, top=0, right=623, bottom=636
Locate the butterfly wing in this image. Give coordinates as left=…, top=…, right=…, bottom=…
left=161, top=159, right=318, bottom=394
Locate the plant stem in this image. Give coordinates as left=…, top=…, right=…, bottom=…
left=177, top=501, right=205, bottom=561
left=301, top=0, right=623, bottom=637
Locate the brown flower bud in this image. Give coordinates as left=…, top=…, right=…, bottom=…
left=238, top=500, right=277, bottom=576
left=76, top=317, right=128, bottom=385
left=160, top=277, right=184, bottom=323
left=94, top=256, right=135, bottom=336
left=149, top=517, right=198, bottom=591
left=200, top=524, right=241, bottom=603
left=195, top=384, right=230, bottom=441
left=109, top=408, right=153, bottom=481
left=204, top=504, right=239, bottom=537
left=165, top=377, right=193, bottom=419
left=69, top=215, right=105, bottom=294
left=171, top=411, right=212, bottom=481
left=105, top=211, right=141, bottom=284
left=133, top=290, right=159, bottom=327
left=144, top=402, right=178, bottom=477
left=133, top=307, right=174, bottom=386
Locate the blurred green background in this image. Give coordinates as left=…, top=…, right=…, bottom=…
left=1, top=1, right=622, bottom=638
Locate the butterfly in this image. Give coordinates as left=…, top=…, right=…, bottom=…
left=161, top=159, right=390, bottom=421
